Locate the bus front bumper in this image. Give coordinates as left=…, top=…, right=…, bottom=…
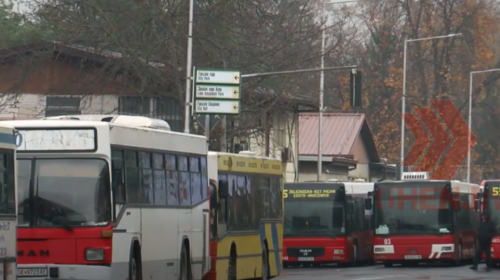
left=374, top=244, right=455, bottom=262
left=17, top=264, right=112, bottom=280
left=282, top=247, right=348, bottom=264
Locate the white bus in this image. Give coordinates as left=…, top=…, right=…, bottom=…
left=0, top=124, right=17, bottom=280
left=8, top=115, right=210, bottom=280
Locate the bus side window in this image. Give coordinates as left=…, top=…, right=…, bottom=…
left=111, top=149, right=126, bottom=203
left=218, top=174, right=228, bottom=237
left=209, top=182, right=218, bottom=240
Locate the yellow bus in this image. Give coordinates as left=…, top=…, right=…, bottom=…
left=204, top=151, right=283, bottom=280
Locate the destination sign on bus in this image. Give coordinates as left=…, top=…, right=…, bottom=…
left=283, top=189, right=336, bottom=198
left=16, top=128, right=96, bottom=151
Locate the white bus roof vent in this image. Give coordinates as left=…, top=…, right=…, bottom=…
left=42, top=115, right=171, bottom=130
left=111, top=116, right=171, bottom=130
left=354, top=179, right=366, bottom=182
left=327, top=179, right=339, bottom=182
left=238, top=151, right=256, bottom=156
left=402, top=172, right=430, bottom=181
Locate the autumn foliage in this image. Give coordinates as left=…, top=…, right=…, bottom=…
left=323, top=0, right=500, bottom=181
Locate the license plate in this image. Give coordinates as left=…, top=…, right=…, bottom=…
left=404, top=255, right=422, bottom=260
left=17, top=268, right=48, bottom=277
left=298, top=257, right=314, bottom=261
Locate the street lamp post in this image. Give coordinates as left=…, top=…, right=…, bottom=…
left=183, top=0, right=195, bottom=133
left=400, top=33, right=462, bottom=176
left=318, top=0, right=358, bottom=181
left=467, top=68, right=500, bottom=182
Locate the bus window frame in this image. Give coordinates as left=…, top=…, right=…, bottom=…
left=0, top=149, right=15, bottom=217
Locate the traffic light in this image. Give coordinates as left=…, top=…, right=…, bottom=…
left=350, top=70, right=362, bottom=108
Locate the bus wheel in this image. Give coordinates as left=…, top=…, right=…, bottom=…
left=228, top=251, right=237, bottom=280
left=180, top=245, right=191, bottom=280
left=261, top=249, right=269, bottom=280
left=129, top=248, right=140, bottom=280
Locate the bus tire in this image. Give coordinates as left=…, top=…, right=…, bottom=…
left=180, top=244, right=191, bottom=280
left=129, top=242, right=142, bottom=280
left=228, top=245, right=237, bottom=280
left=453, top=243, right=462, bottom=266
left=261, top=248, right=269, bottom=280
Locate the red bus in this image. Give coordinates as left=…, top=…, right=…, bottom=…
left=368, top=172, right=479, bottom=267
left=477, top=180, right=500, bottom=267
left=282, top=181, right=374, bottom=267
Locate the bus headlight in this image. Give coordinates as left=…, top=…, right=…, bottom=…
left=85, top=248, right=105, bottom=261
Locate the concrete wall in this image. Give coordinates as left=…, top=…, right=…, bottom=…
left=0, top=94, right=118, bottom=119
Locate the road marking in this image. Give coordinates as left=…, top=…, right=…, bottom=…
left=349, top=276, right=407, bottom=280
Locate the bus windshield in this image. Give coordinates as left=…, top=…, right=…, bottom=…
left=374, top=183, right=453, bottom=236
left=284, top=185, right=345, bottom=237
left=18, top=158, right=111, bottom=228
left=486, top=185, right=500, bottom=232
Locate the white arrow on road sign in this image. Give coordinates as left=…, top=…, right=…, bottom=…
left=195, top=100, right=240, bottom=114
left=195, top=85, right=240, bottom=99
left=196, top=69, right=241, bottom=85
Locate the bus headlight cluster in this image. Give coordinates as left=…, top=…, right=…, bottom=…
left=374, top=247, right=385, bottom=253
left=441, top=246, right=452, bottom=252
left=85, top=248, right=105, bottom=261
left=333, top=249, right=344, bottom=254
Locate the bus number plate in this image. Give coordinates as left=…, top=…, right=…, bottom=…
left=298, top=257, right=314, bottom=261
left=404, top=255, right=422, bottom=260
left=17, top=268, right=48, bottom=277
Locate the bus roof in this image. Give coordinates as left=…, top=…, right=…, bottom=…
left=3, top=119, right=110, bottom=128
left=4, top=118, right=207, bottom=155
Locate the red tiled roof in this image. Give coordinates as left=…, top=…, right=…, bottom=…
left=298, top=112, right=379, bottom=161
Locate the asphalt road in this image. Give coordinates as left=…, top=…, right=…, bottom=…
left=278, top=263, right=499, bottom=280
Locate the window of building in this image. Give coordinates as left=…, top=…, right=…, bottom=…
left=119, top=97, right=150, bottom=116
left=45, top=96, right=81, bottom=117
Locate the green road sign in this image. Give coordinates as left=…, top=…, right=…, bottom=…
left=195, top=85, right=240, bottom=99
left=195, top=100, right=240, bottom=114
left=195, top=69, right=240, bottom=85
left=194, top=68, right=241, bottom=116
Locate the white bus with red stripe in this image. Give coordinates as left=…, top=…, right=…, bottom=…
left=8, top=115, right=210, bottom=280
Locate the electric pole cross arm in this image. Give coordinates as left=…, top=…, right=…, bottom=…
left=241, top=65, right=357, bottom=78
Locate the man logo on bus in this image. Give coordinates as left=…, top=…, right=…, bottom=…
left=401, top=100, right=475, bottom=180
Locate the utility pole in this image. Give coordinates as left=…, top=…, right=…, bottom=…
left=183, top=0, right=195, bottom=133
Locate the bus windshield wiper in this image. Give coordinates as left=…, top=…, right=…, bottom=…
left=51, top=208, right=73, bottom=232
left=55, top=215, right=73, bottom=232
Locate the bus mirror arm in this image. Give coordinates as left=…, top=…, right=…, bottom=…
left=364, top=198, right=372, bottom=210
left=473, top=199, right=480, bottom=212
left=218, top=181, right=229, bottom=199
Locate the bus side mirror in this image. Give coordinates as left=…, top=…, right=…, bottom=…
left=218, top=181, right=228, bottom=199
left=474, top=199, right=480, bottom=211
left=364, top=198, right=372, bottom=210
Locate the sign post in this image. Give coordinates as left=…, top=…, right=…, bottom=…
left=194, top=69, right=241, bottom=115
